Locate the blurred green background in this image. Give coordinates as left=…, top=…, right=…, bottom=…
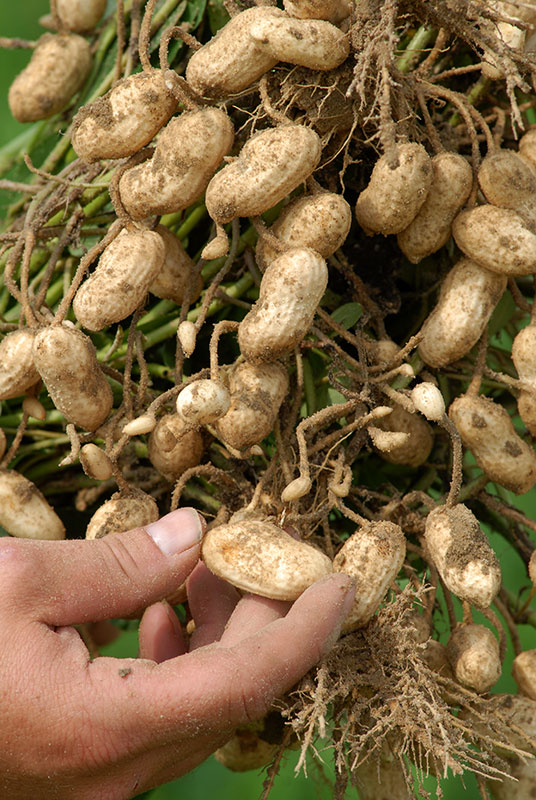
left=1, top=3, right=536, bottom=798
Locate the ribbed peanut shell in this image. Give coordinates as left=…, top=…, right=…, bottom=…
left=202, top=520, right=333, bottom=600
left=0, top=469, right=65, bottom=540
left=355, top=143, right=433, bottom=236
left=333, top=521, right=406, bottom=631
left=249, top=16, right=350, bottom=70
left=72, top=71, right=176, bottom=162
left=177, top=380, right=230, bottom=425
left=0, top=329, right=40, bottom=400
left=238, top=248, right=328, bottom=362
left=33, top=326, right=113, bottom=431
left=449, top=394, right=536, bottom=494
left=214, top=361, right=289, bottom=450
left=452, top=205, right=536, bottom=276
left=373, top=404, right=433, bottom=467
left=418, top=258, right=506, bottom=368
left=283, top=0, right=351, bottom=23
left=150, top=226, right=202, bottom=305
left=185, top=7, right=282, bottom=98
left=85, top=490, right=159, bottom=540
left=513, top=650, right=536, bottom=700
left=397, top=152, right=473, bottom=263
left=148, top=414, right=204, bottom=481
left=424, top=505, right=501, bottom=608
left=56, top=0, right=106, bottom=31
left=256, top=192, right=351, bottom=267
left=512, top=325, right=536, bottom=382
left=9, top=33, right=91, bottom=123
left=73, top=229, right=165, bottom=331
left=478, top=150, right=536, bottom=228
left=119, top=109, right=234, bottom=220
left=447, top=624, right=501, bottom=693
left=205, top=125, right=322, bottom=225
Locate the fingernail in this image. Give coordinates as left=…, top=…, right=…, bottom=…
left=146, top=508, right=206, bottom=556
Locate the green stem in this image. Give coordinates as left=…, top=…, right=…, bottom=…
left=396, top=26, right=437, bottom=74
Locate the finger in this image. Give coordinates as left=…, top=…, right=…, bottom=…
left=219, top=594, right=290, bottom=646
left=9, top=508, right=206, bottom=626
left=139, top=602, right=187, bottom=662
left=186, top=562, right=240, bottom=650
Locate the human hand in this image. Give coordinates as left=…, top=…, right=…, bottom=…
left=0, top=508, right=355, bottom=800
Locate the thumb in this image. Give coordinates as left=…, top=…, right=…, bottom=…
left=23, top=507, right=205, bottom=626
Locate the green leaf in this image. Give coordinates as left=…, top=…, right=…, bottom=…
left=330, top=302, right=362, bottom=330
left=207, top=0, right=230, bottom=34
left=488, top=290, right=516, bottom=337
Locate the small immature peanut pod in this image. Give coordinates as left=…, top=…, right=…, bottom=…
left=205, top=125, right=322, bottom=228
left=397, top=152, right=473, bottom=263
left=283, top=0, right=351, bottom=23
left=446, top=623, right=501, bottom=693
left=22, top=396, right=46, bottom=421
left=333, top=521, right=406, bottom=631
left=85, top=489, right=159, bottom=539
left=73, top=228, right=165, bottom=331
left=281, top=476, right=312, bottom=503
left=513, top=650, right=536, bottom=700
left=202, top=519, right=333, bottom=600
left=256, top=192, right=352, bottom=268
left=9, top=33, right=91, bottom=123
left=79, top=444, right=113, bottom=481
left=122, top=414, right=156, bottom=436
left=119, top=109, right=234, bottom=221
left=477, top=149, right=536, bottom=228
left=424, top=504, right=501, bottom=608
left=0, top=469, right=65, bottom=540
left=449, top=393, right=536, bottom=494
left=0, top=329, right=40, bottom=400
left=214, top=361, right=289, bottom=451
left=418, top=258, right=506, bottom=368
left=452, top=205, right=536, bottom=276
left=249, top=16, right=350, bottom=71
left=151, top=226, right=202, bottom=306
left=72, top=71, right=177, bottom=162
left=238, top=248, right=328, bottom=363
left=355, top=143, right=433, bottom=236
left=368, top=427, right=410, bottom=453
left=33, top=325, right=113, bottom=431
left=372, top=403, right=434, bottom=467
left=176, top=379, right=231, bottom=425
left=148, top=413, right=204, bottom=481
left=185, top=7, right=283, bottom=98
left=411, top=382, right=445, bottom=422
left=56, top=0, right=107, bottom=32
left=177, top=321, right=197, bottom=358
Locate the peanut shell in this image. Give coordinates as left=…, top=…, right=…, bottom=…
left=148, top=414, right=204, bottom=481
left=447, top=623, right=501, bottom=693
left=249, top=16, right=350, bottom=70
left=85, top=489, right=159, bottom=540
left=151, top=226, right=202, bottom=306
left=56, top=0, right=106, bottom=31
left=0, top=329, right=40, bottom=400
left=372, top=403, right=433, bottom=467
left=0, top=469, right=65, bottom=539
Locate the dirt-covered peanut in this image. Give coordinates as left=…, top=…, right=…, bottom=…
left=185, top=7, right=283, bottom=98
left=256, top=192, right=351, bottom=267
left=283, top=0, right=351, bottom=22
left=333, top=521, right=405, bottom=631
left=372, top=403, right=434, bottom=467
left=205, top=125, right=322, bottom=227
left=8, top=33, right=91, bottom=123
left=418, top=258, right=506, bottom=368
left=238, top=248, right=328, bottom=362
left=148, top=413, right=204, bottom=480
left=214, top=726, right=279, bottom=772
left=517, top=390, right=536, bottom=436
left=411, top=382, right=445, bottom=421
left=0, top=430, right=5, bottom=462
left=79, top=444, right=113, bottom=481
left=72, top=71, right=176, bottom=162
left=354, top=751, right=412, bottom=800
left=56, top=0, right=107, bottom=31
left=85, top=489, right=159, bottom=539
left=447, top=624, right=501, bottom=693
left=249, top=16, right=350, bottom=71
left=478, top=149, right=536, bottom=228
left=33, top=325, right=113, bottom=431
left=202, top=519, right=332, bottom=599
left=119, top=108, right=234, bottom=221
left=424, top=505, right=501, bottom=608
left=73, top=229, right=165, bottom=331
left=176, top=379, right=231, bottom=425
left=512, top=650, right=536, bottom=699
left=0, top=329, right=40, bottom=400
left=355, top=143, right=433, bottom=236
left=177, top=321, right=197, bottom=358
left=450, top=394, right=536, bottom=493
left=0, top=469, right=65, bottom=539
left=150, top=226, right=202, bottom=306
left=397, top=152, right=473, bottom=263
left=214, top=361, right=289, bottom=450
left=452, top=205, right=536, bottom=276
left=519, top=128, right=536, bottom=173
left=512, top=325, right=536, bottom=435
